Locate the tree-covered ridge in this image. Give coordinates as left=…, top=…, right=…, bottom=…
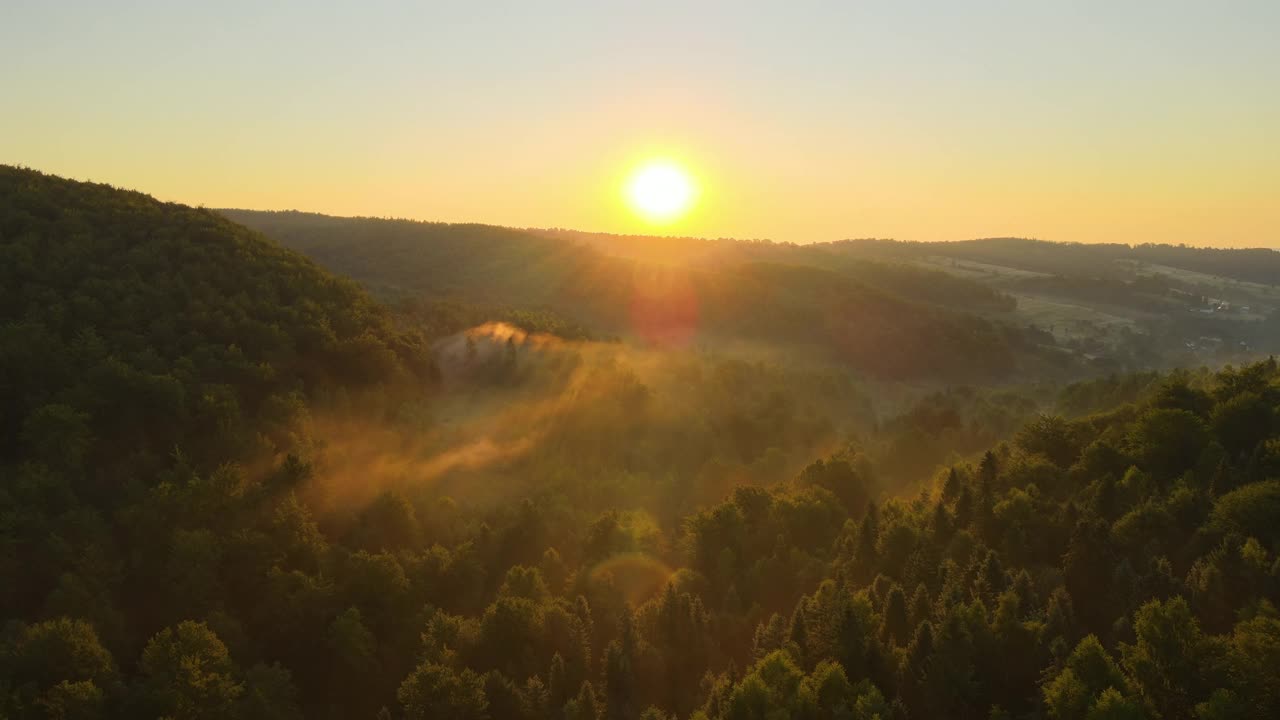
left=224, top=210, right=1065, bottom=382
left=0, top=166, right=435, bottom=719
left=533, top=228, right=1017, bottom=314
left=218, top=209, right=602, bottom=307
left=226, top=212, right=1015, bottom=315
left=0, top=166, right=434, bottom=478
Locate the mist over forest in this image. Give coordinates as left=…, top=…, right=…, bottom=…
left=4, top=166, right=1280, bottom=720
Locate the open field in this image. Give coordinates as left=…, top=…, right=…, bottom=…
left=1009, top=293, right=1139, bottom=340
left=915, top=255, right=1052, bottom=282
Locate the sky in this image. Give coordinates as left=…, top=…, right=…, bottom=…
left=3, top=1, right=1278, bottom=246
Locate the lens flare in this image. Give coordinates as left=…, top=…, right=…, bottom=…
left=588, top=552, right=674, bottom=604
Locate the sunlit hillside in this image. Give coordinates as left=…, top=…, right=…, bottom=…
left=223, top=210, right=1073, bottom=383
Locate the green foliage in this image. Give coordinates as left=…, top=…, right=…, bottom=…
left=2, top=618, right=118, bottom=717
left=134, top=621, right=245, bottom=719
left=1086, top=687, right=1146, bottom=720
left=1016, top=414, right=1083, bottom=468
left=1222, top=606, right=1280, bottom=717
left=0, top=166, right=433, bottom=480
left=397, top=662, right=488, bottom=720
left=5, top=168, right=1280, bottom=720
left=706, top=651, right=889, bottom=720
left=1210, top=392, right=1273, bottom=457
left=1042, top=635, right=1130, bottom=720
left=1120, top=597, right=1218, bottom=718
left=1210, top=481, right=1280, bottom=545
left=1126, top=409, right=1209, bottom=481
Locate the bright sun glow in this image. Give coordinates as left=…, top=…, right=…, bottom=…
left=625, top=161, right=696, bottom=223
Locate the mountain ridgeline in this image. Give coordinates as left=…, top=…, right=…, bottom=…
left=221, top=209, right=1060, bottom=383
left=824, top=237, right=1280, bottom=287
left=2, top=167, right=1279, bottom=720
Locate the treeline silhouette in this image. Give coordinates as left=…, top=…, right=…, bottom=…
left=826, top=237, right=1280, bottom=286
left=532, top=228, right=1017, bottom=314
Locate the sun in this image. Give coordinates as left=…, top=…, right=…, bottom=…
left=625, top=160, right=696, bottom=223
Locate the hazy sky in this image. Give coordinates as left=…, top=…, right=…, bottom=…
left=4, top=1, right=1278, bottom=246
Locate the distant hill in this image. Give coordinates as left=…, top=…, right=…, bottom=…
left=223, top=210, right=1067, bottom=382
left=534, top=227, right=1016, bottom=314
left=823, top=236, right=1280, bottom=285
left=823, top=237, right=1280, bottom=363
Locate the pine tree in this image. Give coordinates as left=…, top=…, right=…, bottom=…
left=943, top=467, right=963, bottom=502
left=956, top=486, right=975, bottom=529
left=880, top=585, right=911, bottom=647
left=787, top=602, right=810, bottom=669
left=604, top=608, right=637, bottom=720
left=751, top=614, right=786, bottom=661
left=977, top=452, right=998, bottom=542
left=1209, top=457, right=1234, bottom=497
left=854, top=502, right=880, bottom=584
left=931, top=502, right=954, bottom=541
left=973, top=550, right=1008, bottom=603
left=566, top=681, right=600, bottom=720
left=1011, top=570, right=1036, bottom=613
left=549, top=653, right=569, bottom=714
left=910, top=584, right=932, bottom=627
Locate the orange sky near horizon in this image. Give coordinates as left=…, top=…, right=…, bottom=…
left=4, top=2, right=1277, bottom=248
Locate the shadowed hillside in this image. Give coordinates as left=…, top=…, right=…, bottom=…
left=0, top=168, right=435, bottom=481
left=223, top=210, right=1070, bottom=383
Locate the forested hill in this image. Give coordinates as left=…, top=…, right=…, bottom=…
left=825, top=237, right=1280, bottom=285
left=0, top=166, right=440, bottom=718
left=219, top=210, right=593, bottom=307
left=224, top=211, right=1015, bottom=315
left=223, top=210, right=1067, bottom=382
left=533, top=228, right=1016, bottom=314
left=0, top=165, right=434, bottom=479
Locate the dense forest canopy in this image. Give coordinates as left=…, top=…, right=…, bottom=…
left=0, top=168, right=434, bottom=478
left=2, top=167, right=1279, bottom=720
